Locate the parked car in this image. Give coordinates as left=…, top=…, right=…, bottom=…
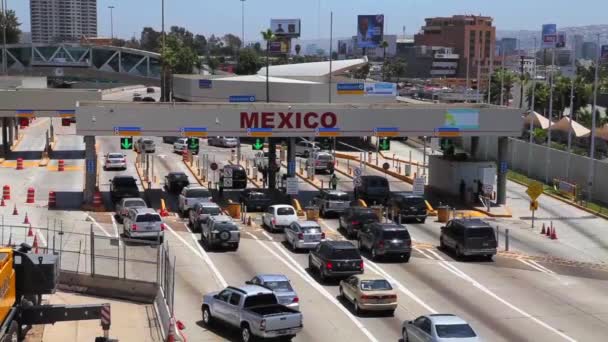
left=220, top=165, right=247, bottom=190
left=354, top=175, right=390, bottom=205
left=388, top=192, right=428, bottom=223
left=122, top=208, right=165, bottom=243
left=110, top=176, right=139, bottom=202
left=201, top=215, right=240, bottom=251
left=164, top=172, right=190, bottom=193
left=339, top=274, right=397, bottom=316
left=246, top=274, right=300, bottom=311
left=313, top=190, right=350, bottom=218
left=173, top=138, right=189, bottom=153
left=201, top=285, right=303, bottom=342
left=104, top=152, right=127, bottom=170
left=284, top=221, right=325, bottom=251
left=135, top=138, right=156, bottom=153
left=162, top=136, right=179, bottom=144
left=305, top=151, right=335, bottom=174
left=262, top=205, right=298, bottom=232
left=358, top=222, right=412, bottom=261
left=402, top=314, right=480, bottom=342
left=115, top=197, right=147, bottom=223
left=146, top=87, right=155, bottom=93
left=178, top=185, right=212, bottom=215
left=188, top=202, right=222, bottom=232
left=239, top=189, right=272, bottom=212
left=208, top=136, right=238, bottom=148
left=440, top=219, right=497, bottom=260
left=339, top=207, right=380, bottom=239
left=295, top=140, right=320, bottom=157
left=308, top=240, right=364, bottom=282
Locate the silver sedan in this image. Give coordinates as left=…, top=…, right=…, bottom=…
left=403, top=314, right=481, bottom=342
left=284, top=221, right=325, bottom=251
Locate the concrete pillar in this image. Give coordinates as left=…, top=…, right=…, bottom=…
left=14, top=118, right=18, bottom=138
left=83, top=136, right=97, bottom=204
left=7, top=118, right=13, bottom=150
left=287, top=137, right=296, bottom=177
left=470, top=137, right=479, bottom=159
left=268, top=139, right=277, bottom=191
left=496, top=137, right=508, bottom=205
left=1, top=118, right=8, bottom=157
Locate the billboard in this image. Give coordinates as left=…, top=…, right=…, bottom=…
left=541, top=24, right=557, bottom=48
left=269, top=37, right=291, bottom=54
left=602, top=45, right=608, bottom=61
left=364, top=82, right=396, bottom=97
left=337, top=83, right=364, bottom=95
left=270, top=19, right=301, bottom=38
left=556, top=32, right=566, bottom=49
left=357, top=15, right=384, bottom=48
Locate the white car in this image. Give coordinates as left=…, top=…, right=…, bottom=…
left=295, top=140, right=320, bottom=157
left=178, top=185, right=212, bottom=215
left=173, top=138, right=188, bottom=153
left=104, top=152, right=127, bottom=170
left=209, top=136, right=238, bottom=148
left=262, top=205, right=298, bottom=233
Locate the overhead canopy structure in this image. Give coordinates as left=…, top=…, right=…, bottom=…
left=550, top=116, right=590, bottom=138
left=257, top=57, right=369, bottom=82
left=523, top=111, right=551, bottom=129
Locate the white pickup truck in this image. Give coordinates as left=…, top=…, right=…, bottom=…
left=254, top=152, right=281, bottom=171
left=178, top=185, right=212, bottom=215
left=201, top=285, right=303, bottom=342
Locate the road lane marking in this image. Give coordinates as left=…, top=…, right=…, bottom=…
left=165, top=224, right=227, bottom=288
left=245, top=231, right=379, bottom=342
left=414, top=247, right=434, bottom=260
left=86, top=214, right=112, bottom=237
left=528, top=259, right=556, bottom=274
left=261, top=231, right=274, bottom=241
left=109, top=213, right=120, bottom=237
left=36, top=229, right=47, bottom=247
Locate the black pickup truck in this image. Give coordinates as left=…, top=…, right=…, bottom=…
left=110, top=176, right=140, bottom=202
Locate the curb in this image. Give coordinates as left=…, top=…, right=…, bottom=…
left=379, top=151, right=426, bottom=167
left=134, top=163, right=150, bottom=191
left=182, top=159, right=206, bottom=187
left=10, top=132, right=24, bottom=150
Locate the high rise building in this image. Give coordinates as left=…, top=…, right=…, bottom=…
left=573, top=34, right=584, bottom=59
left=30, top=0, right=98, bottom=44
left=499, top=38, right=517, bottom=56
left=414, top=15, right=496, bottom=79
left=582, top=41, right=598, bottom=60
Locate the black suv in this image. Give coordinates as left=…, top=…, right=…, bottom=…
left=220, top=165, right=248, bottom=190
left=338, top=207, right=380, bottom=239
left=387, top=192, right=427, bottom=223
left=110, top=176, right=140, bottom=202
left=164, top=172, right=190, bottom=193
left=354, top=176, right=390, bottom=205
left=440, top=219, right=497, bottom=260
left=358, top=223, right=412, bottom=262
left=308, top=241, right=363, bottom=282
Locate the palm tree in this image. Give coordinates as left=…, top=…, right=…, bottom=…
left=261, top=29, right=276, bottom=103
left=295, top=44, right=301, bottom=56
left=380, top=40, right=389, bottom=61
left=488, top=68, right=516, bottom=105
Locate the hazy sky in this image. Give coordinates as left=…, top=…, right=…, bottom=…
left=10, top=0, right=608, bottom=41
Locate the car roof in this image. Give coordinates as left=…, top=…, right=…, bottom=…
left=375, top=223, right=407, bottom=231
left=107, top=152, right=123, bottom=156
left=255, top=274, right=289, bottom=282
left=297, top=221, right=321, bottom=228
left=169, top=171, right=187, bottom=176
left=113, top=175, right=136, bottom=180
left=210, top=215, right=234, bottom=222
left=322, top=240, right=356, bottom=249
left=270, top=204, right=294, bottom=209
left=198, top=202, right=220, bottom=208
left=352, top=274, right=389, bottom=281
left=132, top=208, right=158, bottom=215
left=323, top=190, right=347, bottom=196
left=122, top=197, right=145, bottom=202
left=360, top=175, right=385, bottom=180
left=453, top=218, right=491, bottom=228
left=392, top=192, right=423, bottom=198
left=232, top=285, right=274, bottom=296
left=427, top=314, right=469, bottom=325
left=184, top=185, right=205, bottom=190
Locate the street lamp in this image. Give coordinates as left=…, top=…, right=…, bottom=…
left=240, top=0, right=245, bottom=48
left=108, top=6, right=115, bottom=40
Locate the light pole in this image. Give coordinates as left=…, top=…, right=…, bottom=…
left=1, top=0, right=8, bottom=75
left=108, top=6, right=115, bottom=40
left=240, top=0, right=245, bottom=48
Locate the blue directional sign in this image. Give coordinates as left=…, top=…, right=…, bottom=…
left=198, top=79, right=212, bottom=89
left=113, top=126, right=141, bottom=136
left=180, top=127, right=208, bottom=137
left=287, top=161, right=296, bottom=175
left=500, top=161, right=508, bottom=174
left=229, top=95, right=256, bottom=103
left=86, top=159, right=96, bottom=173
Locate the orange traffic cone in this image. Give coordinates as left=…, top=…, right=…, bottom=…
left=167, top=317, right=176, bottom=342
left=545, top=225, right=551, bottom=237
left=0, top=197, right=4, bottom=207
left=551, top=227, right=558, bottom=240
left=540, top=223, right=545, bottom=235
left=12, top=204, right=18, bottom=215
left=32, top=234, right=39, bottom=253
left=27, top=224, right=33, bottom=237
left=247, top=216, right=252, bottom=226
left=23, top=212, right=30, bottom=225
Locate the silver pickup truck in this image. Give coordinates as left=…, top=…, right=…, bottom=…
left=201, top=285, right=303, bottom=342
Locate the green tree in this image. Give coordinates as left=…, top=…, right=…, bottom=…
left=0, top=9, right=21, bottom=44
left=577, top=108, right=606, bottom=129
left=193, top=34, right=208, bottom=55
left=261, top=28, right=276, bottom=102
left=207, top=56, right=219, bottom=74
left=488, top=68, right=516, bottom=105
left=380, top=40, right=389, bottom=62
left=253, top=42, right=262, bottom=53
left=223, top=34, right=242, bottom=53
left=352, top=63, right=370, bottom=80
left=391, top=58, right=407, bottom=83
left=162, top=35, right=198, bottom=74
left=235, top=48, right=259, bottom=75
left=140, top=27, right=161, bottom=52
left=295, top=44, right=301, bottom=56
left=526, top=82, right=550, bottom=113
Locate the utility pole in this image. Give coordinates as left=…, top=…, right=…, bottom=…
left=544, top=47, right=556, bottom=184
left=588, top=33, right=601, bottom=202
left=1, top=0, right=8, bottom=75
left=108, top=6, right=115, bottom=40
left=240, top=0, right=245, bottom=47
left=519, top=55, right=525, bottom=109
left=328, top=11, right=333, bottom=103
left=161, top=0, right=166, bottom=102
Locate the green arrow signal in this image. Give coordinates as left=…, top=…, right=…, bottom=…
left=379, top=138, right=390, bottom=151
left=120, top=138, right=132, bottom=149
left=189, top=139, right=199, bottom=149
left=252, top=138, right=264, bottom=150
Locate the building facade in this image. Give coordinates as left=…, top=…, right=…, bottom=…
left=573, top=34, right=584, bottom=59
left=499, top=38, right=517, bottom=56
left=414, top=15, right=496, bottom=79
left=582, top=41, right=598, bottom=60
left=30, top=0, right=98, bottom=44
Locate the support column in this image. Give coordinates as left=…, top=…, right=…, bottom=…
left=268, top=139, right=277, bottom=191
left=83, top=136, right=97, bottom=205
left=1, top=118, right=8, bottom=157
left=496, top=137, right=508, bottom=205
left=14, top=118, right=18, bottom=139
left=7, top=118, right=14, bottom=150
left=470, top=137, right=480, bottom=159
left=287, top=137, right=296, bottom=177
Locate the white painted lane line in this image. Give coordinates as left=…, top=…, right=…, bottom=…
left=413, top=247, right=435, bottom=260
left=261, top=231, right=274, bottom=241
left=519, top=259, right=549, bottom=274
left=245, top=232, right=379, bottom=342
left=109, top=213, right=120, bottom=238
left=425, top=248, right=445, bottom=261
left=165, top=224, right=227, bottom=288
left=86, top=214, right=112, bottom=237
left=528, top=259, right=556, bottom=275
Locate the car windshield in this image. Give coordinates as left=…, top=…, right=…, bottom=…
left=360, top=279, right=392, bottom=291
left=330, top=248, right=360, bottom=259
left=317, top=154, right=333, bottom=161
left=328, top=193, right=349, bottom=201
left=214, top=223, right=238, bottom=231
left=303, top=225, right=321, bottom=233
left=186, top=189, right=211, bottom=198
left=402, top=197, right=425, bottom=206
left=136, top=213, right=161, bottom=222
left=108, top=153, right=123, bottom=159
left=202, top=207, right=221, bottom=215
left=466, top=227, right=495, bottom=239
left=125, top=200, right=146, bottom=208
left=435, top=324, right=477, bottom=338
left=368, top=178, right=389, bottom=188
left=171, top=173, right=188, bottom=180
left=382, top=230, right=410, bottom=240
left=277, top=207, right=295, bottom=215
left=249, top=193, right=266, bottom=199
left=263, top=280, right=294, bottom=293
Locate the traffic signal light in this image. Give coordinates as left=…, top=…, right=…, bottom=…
left=252, top=138, right=264, bottom=151
left=378, top=138, right=390, bottom=151
left=120, top=137, right=133, bottom=150
left=187, top=138, right=199, bottom=152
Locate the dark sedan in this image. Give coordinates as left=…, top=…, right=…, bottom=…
left=339, top=207, right=380, bottom=239
left=239, top=189, right=272, bottom=212
left=164, top=172, right=190, bottom=193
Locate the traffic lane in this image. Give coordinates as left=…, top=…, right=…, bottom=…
left=96, top=136, right=143, bottom=208
left=102, top=86, right=160, bottom=101
left=12, top=117, right=50, bottom=155
left=172, top=220, right=375, bottom=342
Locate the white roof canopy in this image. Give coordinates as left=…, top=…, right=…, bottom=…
left=523, top=111, right=551, bottom=129
left=258, top=57, right=368, bottom=78
left=550, top=116, right=591, bottom=138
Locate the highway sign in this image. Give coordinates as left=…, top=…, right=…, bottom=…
left=180, top=127, right=208, bottom=137
left=187, top=138, right=199, bottom=151
left=210, top=162, right=218, bottom=171
left=224, top=166, right=234, bottom=178
left=120, top=137, right=133, bottom=150
left=229, top=95, right=256, bottom=103
left=413, top=176, right=425, bottom=196
left=86, top=159, right=96, bottom=173
left=529, top=200, right=539, bottom=211
left=500, top=161, right=508, bottom=174
left=353, top=177, right=362, bottom=187
left=223, top=177, right=233, bottom=188
left=353, top=167, right=362, bottom=177
left=252, top=138, right=264, bottom=151
left=379, top=138, right=391, bottom=151
left=286, top=177, right=299, bottom=195
left=113, top=126, right=141, bottom=136
left=382, top=162, right=390, bottom=170
left=526, top=181, right=543, bottom=200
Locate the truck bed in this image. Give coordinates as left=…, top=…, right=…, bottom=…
left=246, top=304, right=298, bottom=316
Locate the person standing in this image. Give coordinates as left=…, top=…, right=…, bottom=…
left=330, top=174, right=338, bottom=190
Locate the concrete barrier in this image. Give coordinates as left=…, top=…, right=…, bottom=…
left=154, top=287, right=171, bottom=341
left=58, top=271, right=158, bottom=303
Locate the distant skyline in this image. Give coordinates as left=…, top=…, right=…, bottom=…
left=9, top=0, right=608, bottom=41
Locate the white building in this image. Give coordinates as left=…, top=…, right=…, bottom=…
left=30, top=0, right=98, bottom=44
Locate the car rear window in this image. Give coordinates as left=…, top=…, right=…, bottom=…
left=108, top=153, right=123, bottom=159
left=249, top=192, right=266, bottom=199
left=232, top=168, right=246, bottom=178
left=354, top=212, right=379, bottom=222
left=435, top=324, right=477, bottom=338
left=136, top=213, right=161, bottom=222
left=360, top=279, right=392, bottom=291
left=367, top=178, right=389, bottom=187
left=186, top=189, right=211, bottom=198
left=143, top=139, right=154, bottom=144
left=125, top=200, right=146, bottom=208
left=317, top=154, right=333, bottom=161
left=113, top=178, right=136, bottom=186
left=402, top=197, right=425, bottom=206
left=466, top=227, right=495, bottom=239
left=328, top=193, right=349, bottom=201
left=382, top=230, right=410, bottom=240
left=214, top=223, right=239, bottom=231
left=243, top=293, right=278, bottom=308
left=171, top=173, right=188, bottom=180
left=263, top=281, right=293, bottom=293
left=330, top=248, right=361, bottom=259
left=277, top=207, right=295, bottom=215
left=303, top=225, right=321, bottom=233
left=202, top=207, right=221, bottom=215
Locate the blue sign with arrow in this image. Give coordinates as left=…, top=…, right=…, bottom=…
left=229, top=95, right=256, bottom=103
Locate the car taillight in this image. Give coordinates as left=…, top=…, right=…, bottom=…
left=359, top=260, right=364, bottom=270
left=292, top=296, right=299, bottom=303
left=260, top=319, right=266, bottom=331
left=131, top=224, right=137, bottom=231
left=321, top=232, right=326, bottom=239
left=326, top=261, right=333, bottom=270
left=360, top=294, right=372, bottom=301
left=378, top=240, right=385, bottom=248
left=298, top=233, right=304, bottom=240
left=351, top=220, right=360, bottom=225
left=386, top=294, right=397, bottom=300
left=272, top=218, right=276, bottom=225
left=160, top=223, right=166, bottom=231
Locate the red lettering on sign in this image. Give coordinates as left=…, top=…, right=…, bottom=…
left=277, top=112, right=294, bottom=128
left=321, top=112, right=337, bottom=128
left=304, top=112, right=318, bottom=128
left=295, top=112, right=302, bottom=129
left=261, top=112, right=274, bottom=128
left=240, top=112, right=258, bottom=128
